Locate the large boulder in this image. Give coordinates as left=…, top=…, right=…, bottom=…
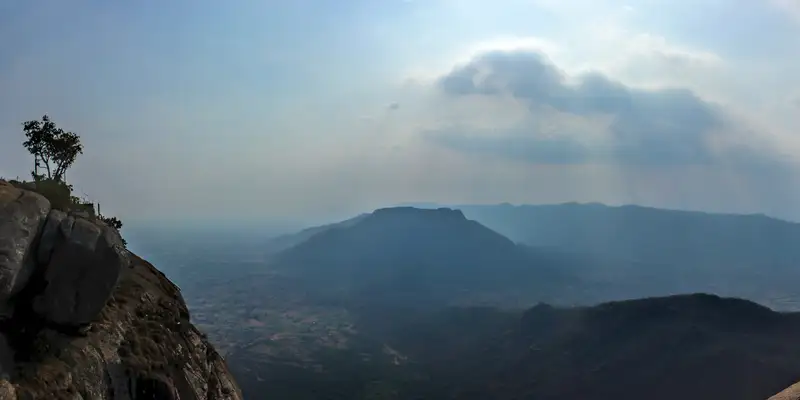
left=7, top=254, right=243, bottom=399
left=32, top=213, right=128, bottom=326
left=0, top=181, right=50, bottom=307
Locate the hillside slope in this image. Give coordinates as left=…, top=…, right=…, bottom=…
left=264, top=213, right=369, bottom=255
left=0, top=180, right=241, bottom=399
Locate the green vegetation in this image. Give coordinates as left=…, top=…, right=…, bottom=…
left=9, top=115, right=126, bottom=244
left=22, top=115, right=82, bottom=183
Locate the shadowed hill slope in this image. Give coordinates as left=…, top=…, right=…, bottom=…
left=360, top=294, right=800, bottom=400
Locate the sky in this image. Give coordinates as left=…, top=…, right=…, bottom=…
left=1, top=0, right=800, bottom=224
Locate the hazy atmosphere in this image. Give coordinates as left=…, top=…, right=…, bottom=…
left=5, top=2, right=800, bottom=399
left=2, top=0, right=800, bottom=223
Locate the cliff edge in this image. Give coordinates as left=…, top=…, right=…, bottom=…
left=0, top=180, right=242, bottom=399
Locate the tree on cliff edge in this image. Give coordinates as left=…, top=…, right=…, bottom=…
left=19, top=115, right=126, bottom=245
left=22, top=115, right=83, bottom=182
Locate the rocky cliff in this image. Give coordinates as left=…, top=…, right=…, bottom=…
left=0, top=180, right=242, bottom=399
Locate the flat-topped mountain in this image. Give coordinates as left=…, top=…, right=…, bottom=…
left=270, top=207, right=574, bottom=308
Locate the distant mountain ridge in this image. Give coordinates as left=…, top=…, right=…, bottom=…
left=455, top=202, right=798, bottom=260
left=279, top=202, right=800, bottom=259
left=460, top=202, right=800, bottom=306
left=397, top=201, right=784, bottom=221
left=267, top=202, right=800, bottom=310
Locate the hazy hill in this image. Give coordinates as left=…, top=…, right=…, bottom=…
left=270, top=207, right=577, bottom=308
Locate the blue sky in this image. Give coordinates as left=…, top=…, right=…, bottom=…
left=1, top=0, right=799, bottom=223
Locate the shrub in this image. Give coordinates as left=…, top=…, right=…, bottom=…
left=22, top=179, right=73, bottom=212
left=9, top=179, right=95, bottom=217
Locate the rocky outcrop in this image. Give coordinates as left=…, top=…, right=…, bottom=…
left=770, top=382, right=800, bottom=399
left=0, top=180, right=242, bottom=399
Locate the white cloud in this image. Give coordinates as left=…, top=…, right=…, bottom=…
left=378, top=19, right=800, bottom=218
left=398, top=0, right=800, bottom=165
left=426, top=49, right=743, bottom=164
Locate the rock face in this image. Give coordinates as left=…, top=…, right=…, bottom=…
left=0, top=180, right=242, bottom=399
left=32, top=213, right=128, bottom=326
left=0, top=181, right=50, bottom=306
